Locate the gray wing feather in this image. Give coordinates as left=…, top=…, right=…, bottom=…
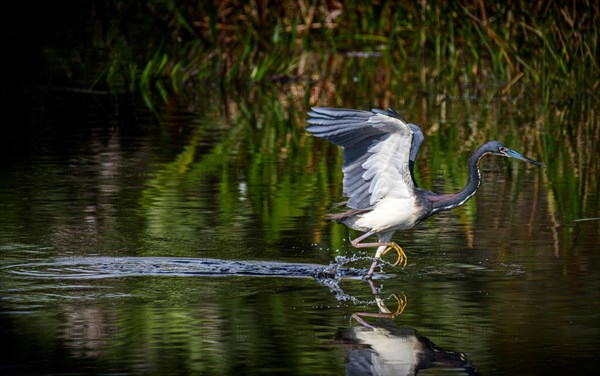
left=307, top=107, right=423, bottom=209
left=306, top=108, right=385, bottom=147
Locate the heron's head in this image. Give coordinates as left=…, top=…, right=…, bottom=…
left=487, top=141, right=544, bottom=166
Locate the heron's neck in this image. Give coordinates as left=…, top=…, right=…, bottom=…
left=431, top=146, right=489, bottom=213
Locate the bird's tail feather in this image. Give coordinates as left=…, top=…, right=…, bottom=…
left=326, top=208, right=370, bottom=223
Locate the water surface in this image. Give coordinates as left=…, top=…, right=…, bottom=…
left=1, top=86, right=599, bottom=375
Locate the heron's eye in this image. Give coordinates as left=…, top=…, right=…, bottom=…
left=499, top=147, right=507, bottom=153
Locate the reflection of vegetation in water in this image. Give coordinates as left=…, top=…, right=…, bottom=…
left=133, top=75, right=597, bottom=265
left=138, top=85, right=345, bottom=258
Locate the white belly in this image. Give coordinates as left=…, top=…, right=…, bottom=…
left=353, top=196, right=419, bottom=232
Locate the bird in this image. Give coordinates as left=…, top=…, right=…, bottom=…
left=306, top=107, right=543, bottom=279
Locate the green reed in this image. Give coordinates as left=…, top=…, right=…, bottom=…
left=77, top=1, right=596, bottom=109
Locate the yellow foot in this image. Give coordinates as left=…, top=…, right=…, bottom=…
left=375, top=292, right=408, bottom=315
left=381, top=243, right=408, bottom=268
left=352, top=294, right=408, bottom=326
left=390, top=293, right=408, bottom=316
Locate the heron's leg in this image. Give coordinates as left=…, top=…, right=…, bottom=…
left=351, top=293, right=408, bottom=326
left=351, top=311, right=390, bottom=327
left=349, top=230, right=377, bottom=247
left=351, top=232, right=408, bottom=270
left=364, top=252, right=384, bottom=280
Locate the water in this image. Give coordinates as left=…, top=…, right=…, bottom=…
left=1, top=87, right=599, bottom=375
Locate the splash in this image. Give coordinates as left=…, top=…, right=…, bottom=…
left=312, top=255, right=383, bottom=305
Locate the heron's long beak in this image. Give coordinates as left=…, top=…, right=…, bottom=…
left=505, top=149, right=544, bottom=167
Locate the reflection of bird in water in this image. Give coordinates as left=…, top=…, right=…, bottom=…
left=351, top=279, right=408, bottom=327
left=336, top=324, right=480, bottom=376
left=325, top=274, right=478, bottom=374
left=339, top=281, right=478, bottom=376
left=307, top=107, right=543, bottom=278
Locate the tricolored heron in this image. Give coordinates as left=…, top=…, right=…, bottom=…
left=307, top=107, right=543, bottom=279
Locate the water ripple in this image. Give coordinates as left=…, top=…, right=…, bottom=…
left=2, top=256, right=367, bottom=280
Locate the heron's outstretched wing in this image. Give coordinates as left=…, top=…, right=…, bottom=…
left=307, top=107, right=424, bottom=210
left=380, top=108, right=424, bottom=187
